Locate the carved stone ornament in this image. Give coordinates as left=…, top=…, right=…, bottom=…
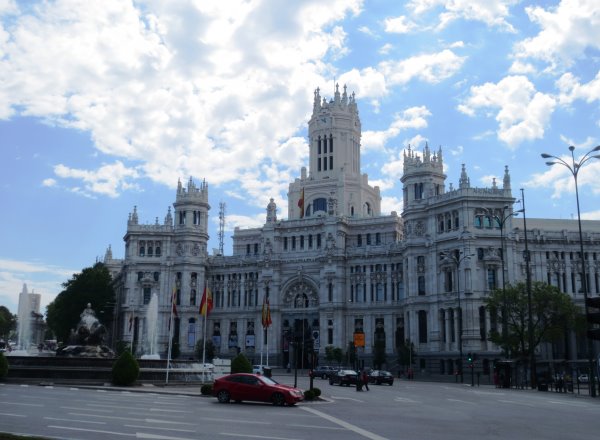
left=176, top=243, right=185, bottom=256
left=283, top=282, right=319, bottom=308
left=192, top=243, right=200, bottom=256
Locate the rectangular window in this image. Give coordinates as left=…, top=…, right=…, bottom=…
left=246, top=244, right=250, bottom=255
left=284, top=237, right=288, bottom=250
left=328, top=283, right=333, bottom=302
left=487, top=269, right=496, bottom=290
left=143, top=287, right=151, bottom=304
left=329, top=156, right=333, bottom=169
left=308, top=234, right=313, bottom=248
left=418, top=310, right=427, bottom=343
left=376, top=233, right=381, bottom=245
left=292, top=236, right=296, bottom=250
left=418, top=276, right=426, bottom=295
left=317, top=158, right=321, bottom=171
left=317, top=234, right=321, bottom=248
left=254, top=243, right=259, bottom=254
left=366, top=234, right=371, bottom=245
left=357, top=234, right=362, bottom=246
left=300, top=235, right=304, bottom=249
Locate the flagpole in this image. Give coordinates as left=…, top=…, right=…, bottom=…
left=166, top=288, right=175, bottom=385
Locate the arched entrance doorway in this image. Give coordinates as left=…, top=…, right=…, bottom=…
left=280, top=280, right=319, bottom=369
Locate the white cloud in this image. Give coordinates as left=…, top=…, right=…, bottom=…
left=408, top=0, right=518, bottom=32
left=556, top=71, right=600, bottom=106
left=379, top=49, right=466, bottom=85
left=0, top=0, right=364, bottom=200
left=381, top=195, right=403, bottom=215
left=458, top=75, right=556, bottom=148
left=358, top=25, right=376, bottom=37
left=42, top=178, right=56, bottom=187
left=478, top=174, right=500, bottom=187
left=53, top=161, right=141, bottom=198
left=378, top=43, right=393, bottom=55
left=508, top=61, right=536, bottom=74
left=383, top=15, right=417, bottom=34
left=514, top=0, right=600, bottom=71
left=362, top=106, right=431, bottom=151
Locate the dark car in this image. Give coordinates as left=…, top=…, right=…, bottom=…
left=368, top=370, right=394, bottom=385
left=212, top=373, right=304, bottom=406
left=329, top=369, right=359, bottom=386
left=310, top=365, right=337, bottom=379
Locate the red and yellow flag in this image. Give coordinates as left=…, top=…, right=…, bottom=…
left=298, top=188, right=304, bottom=218
left=200, top=286, right=213, bottom=317
left=261, top=296, right=272, bottom=328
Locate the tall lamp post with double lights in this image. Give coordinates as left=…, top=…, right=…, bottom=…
left=493, top=205, right=520, bottom=359
left=441, top=249, right=474, bottom=384
left=541, top=145, right=600, bottom=397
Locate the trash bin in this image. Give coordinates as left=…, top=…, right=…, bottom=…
left=263, top=367, right=272, bottom=378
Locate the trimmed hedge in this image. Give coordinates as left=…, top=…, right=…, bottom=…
left=111, top=350, right=139, bottom=386
left=0, top=352, right=7, bottom=379
left=200, top=383, right=213, bottom=395
left=230, top=353, right=252, bottom=374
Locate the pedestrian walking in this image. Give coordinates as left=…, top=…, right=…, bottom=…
left=362, top=370, right=370, bottom=391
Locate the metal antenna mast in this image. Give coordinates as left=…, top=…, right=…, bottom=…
left=218, top=202, right=226, bottom=256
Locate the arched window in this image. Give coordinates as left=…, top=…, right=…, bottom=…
left=313, top=197, right=327, bottom=213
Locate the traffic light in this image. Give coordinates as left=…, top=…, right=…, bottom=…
left=586, top=296, right=600, bottom=340
left=467, top=352, right=473, bottom=367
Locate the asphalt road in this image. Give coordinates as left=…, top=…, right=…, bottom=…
left=1, top=377, right=598, bottom=440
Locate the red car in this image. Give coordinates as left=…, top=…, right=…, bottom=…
left=212, top=373, right=304, bottom=406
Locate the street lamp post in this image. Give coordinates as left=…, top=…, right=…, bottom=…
left=541, top=145, right=600, bottom=397
left=493, top=205, right=519, bottom=359
left=442, top=249, right=473, bottom=384
left=520, top=188, right=535, bottom=389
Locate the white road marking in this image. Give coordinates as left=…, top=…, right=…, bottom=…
left=300, top=406, right=389, bottom=440
left=394, top=397, right=419, bottom=403
left=149, top=408, right=194, bottom=413
left=136, top=432, right=195, bottom=440
left=447, top=398, right=475, bottom=405
left=199, top=417, right=270, bottom=425
left=0, top=412, right=26, bottom=417
left=497, top=399, right=536, bottom=407
left=68, top=412, right=196, bottom=425
left=125, top=424, right=195, bottom=433
left=45, top=416, right=107, bottom=424
left=220, top=433, right=301, bottom=440
left=0, top=401, right=43, bottom=407
left=330, top=396, right=364, bottom=402
left=61, top=406, right=114, bottom=412
left=48, top=425, right=134, bottom=436
left=288, top=423, right=346, bottom=430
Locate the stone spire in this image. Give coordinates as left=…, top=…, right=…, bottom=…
left=503, top=165, right=511, bottom=190
left=164, top=206, right=173, bottom=225
left=459, top=164, right=470, bottom=189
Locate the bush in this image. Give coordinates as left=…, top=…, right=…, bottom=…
left=200, top=383, right=213, bottom=395
left=115, top=340, right=130, bottom=356
left=311, top=387, right=321, bottom=397
left=303, top=389, right=316, bottom=400
left=111, top=350, right=139, bottom=386
left=0, top=352, right=7, bottom=379
left=230, top=353, right=252, bottom=374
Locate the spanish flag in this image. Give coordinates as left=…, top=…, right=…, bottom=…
left=171, top=287, right=178, bottom=318
left=261, top=296, right=272, bottom=328
left=298, top=188, right=304, bottom=218
left=200, top=286, right=213, bottom=316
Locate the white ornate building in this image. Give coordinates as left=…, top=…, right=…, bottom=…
left=106, top=85, right=600, bottom=377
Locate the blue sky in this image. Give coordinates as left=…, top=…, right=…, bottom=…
left=1, top=0, right=599, bottom=315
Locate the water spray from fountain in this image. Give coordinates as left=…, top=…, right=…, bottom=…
left=141, top=293, right=160, bottom=360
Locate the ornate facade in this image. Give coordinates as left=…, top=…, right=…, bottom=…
left=106, top=85, right=600, bottom=376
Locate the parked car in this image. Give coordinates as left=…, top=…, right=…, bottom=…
left=368, top=370, right=394, bottom=385
left=310, top=365, right=337, bottom=379
left=329, top=369, right=359, bottom=386
left=252, top=365, right=266, bottom=374
left=212, top=373, right=304, bottom=406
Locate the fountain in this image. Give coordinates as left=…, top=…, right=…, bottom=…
left=141, top=293, right=160, bottom=360
left=10, top=284, right=32, bottom=356
left=56, top=303, right=115, bottom=357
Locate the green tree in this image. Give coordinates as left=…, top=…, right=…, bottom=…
left=486, top=282, right=581, bottom=359
left=230, top=352, right=252, bottom=373
left=373, top=340, right=386, bottom=369
left=397, top=339, right=415, bottom=369
left=324, top=345, right=335, bottom=364
left=332, top=347, right=344, bottom=365
left=195, top=338, right=216, bottom=362
left=0, top=306, right=16, bottom=340
left=46, top=262, right=115, bottom=344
